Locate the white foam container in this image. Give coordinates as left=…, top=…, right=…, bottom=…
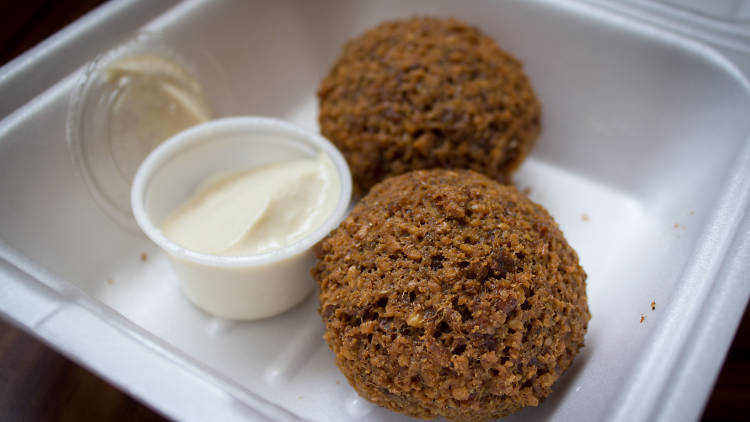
left=1, top=1, right=749, bottom=421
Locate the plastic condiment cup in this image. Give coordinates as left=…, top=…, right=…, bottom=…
left=131, top=117, right=352, bottom=320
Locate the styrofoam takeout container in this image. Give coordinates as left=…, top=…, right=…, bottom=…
left=1, top=1, right=749, bottom=421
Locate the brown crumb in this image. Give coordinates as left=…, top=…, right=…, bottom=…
left=673, top=223, right=679, bottom=229
left=336, top=380, right=341, bottom=385
left=140, top=253, right=148, bottom=262
left=581, top=214, right=590, bottom=222
left=106, top=278, right=113, bottom=285
left=690, top=210, right=695, bottom=215
left=640, top=314, right=645, bottom=323
left=651, top=301, right=656, bottom=311
left=522, top=187, right=532, bottom=195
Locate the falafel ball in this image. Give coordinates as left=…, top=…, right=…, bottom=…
left=312, top=169, right=589, bottom=422
left=318, top=17, right=541, bottom=194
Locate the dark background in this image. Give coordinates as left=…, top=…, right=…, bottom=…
left=0, top=1, right=747, bottom=421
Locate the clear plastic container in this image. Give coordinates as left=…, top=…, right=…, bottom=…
left=67, top=31, right=232, bottom=230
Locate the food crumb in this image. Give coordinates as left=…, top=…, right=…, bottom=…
left=673, top=223, right=679, bottom=229
left=336, top=380, right=341, bottom=385
left=522, top=187, right=532, bottom=195
left=690, top=210, right=695, bottom=215
left=107, top=278, right=113, bottom=285
left=651, top=301, right=656, bottom=311
left=581, top=214, right=590, bottom=223
left=640, top=314, right=645, bottom=323
left=140, top=253, right=148, bottom=262
left=298, top=396, right=303, bottom=400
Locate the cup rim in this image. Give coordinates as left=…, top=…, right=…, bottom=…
left=131, top=116, right=352, bottom=268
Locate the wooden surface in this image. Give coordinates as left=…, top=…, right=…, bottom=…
left=0, top=1, right=748, bottom=421
left=0, top=321, right=167, bottom=422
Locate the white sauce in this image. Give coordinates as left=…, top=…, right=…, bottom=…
left=160, top=153, right=340, bottom=256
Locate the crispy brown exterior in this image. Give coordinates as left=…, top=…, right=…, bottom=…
left=313, top=170, right=589, bottom=422
left=318, top=17, right=541, bottom=194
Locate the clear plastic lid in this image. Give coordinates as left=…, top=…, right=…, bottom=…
left=67, top=32, right=232, bottom=230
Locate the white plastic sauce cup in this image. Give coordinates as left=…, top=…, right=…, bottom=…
left=131, top=117, right=352, bottom=320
